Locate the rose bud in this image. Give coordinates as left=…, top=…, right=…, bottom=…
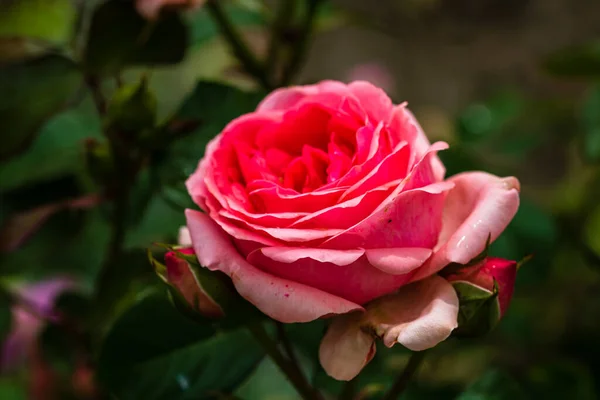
left=163, top=248, right=225, bottom=319
left=180, top=80, right=520, bottom=380
left=444, top=257, right=518, bottom=337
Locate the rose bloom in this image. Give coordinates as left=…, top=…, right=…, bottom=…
left=182, top=81, right=520, bottom=380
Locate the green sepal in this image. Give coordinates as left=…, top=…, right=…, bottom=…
left=452, top=279, right=501, bottom=338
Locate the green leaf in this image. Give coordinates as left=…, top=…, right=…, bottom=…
left=543, top=41, right=600, bottom=79
left=0, top=96, right=101, bottom=192
left=581, top=85, right=600, bottom=163
left=457, top=369, right=527, bottom=400
left=0, top=379, right=27, bottom=400
left=0, top=208, right=110, bottom=283
left=169, top=80, right=264, bottom=173
left=99, top=291, right=264, bottom=400
left=524, top=361, right=596, bottom=400
left=0, top=0, right=76, bottom=44
left=83, top=0, right=188, bottom=74
left=0, top=54, right=83, bottom=161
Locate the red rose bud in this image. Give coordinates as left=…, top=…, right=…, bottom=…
left=164, top=248, right=225, bottom=319
left=445, top=257, right=517, bottom=337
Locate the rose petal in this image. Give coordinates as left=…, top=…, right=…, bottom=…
left=412, top=172, right=520, bottom=281
left=318, top=311, right=376, bottom=381
left=318, top=275, right=458, bottom=381
left=388, top=106, right=446, bottom=181
left=373, top=275, right=459, bottom=350
left=248, top=248, right=413, bottom=304
left=321, top=144, right=453, bottom=249
left=248, top=182, right=346, bottom=213
left=256, top=80, right=349, bottom=112
left=348, top=81, right=394, bottom=124
left=364, top=247, right=432, bottom=275
left=321, top=181, right=453, bottom=249
left=178, top=226, right=192, bottom=246
left=185, top=210, right=362, bottom=322
left=260, top=247, right=365, bottom=266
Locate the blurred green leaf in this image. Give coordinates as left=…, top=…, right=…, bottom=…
left=523, top=362, right=596, bottom=400
left=99, top=291, right=264, bottom=400
left=0, top=96, right=101, bottom=192
left=0, top=208, right=110, bottom=282
left=236, top=357, right=301, bottom=400
left=171, top=80, right=264, bottom=172
left=543, top=41, right=600, bottom=79
left=0, top=0, right=76, bottom=44
left=457, top=369, right=527, bottom=400
left=0, top=54, right=83, bottom=161
left=490, top=197, right=557, bottom=284
left=581, top=85, right=600, bottom=163
left=84, top=0, right=188, bottom=74
left=457, top=91, right=525, bottom=143
left=0, top=379, right=27, bottom=400
left=126, top=195, right=185, bottom=249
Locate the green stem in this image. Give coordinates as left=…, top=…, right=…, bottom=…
left=248, top=323, right=324, bottom=400
left=338, top=378, right=357, bottom=400
left=265, top=0, right=295, bottom=77
left=205, top=0, right=273, bottom=90
left=276, top=322, right=301, bottom=368
left=381, top=351, right=427, bottom=400
left=279, top=0, right=323, bottom=86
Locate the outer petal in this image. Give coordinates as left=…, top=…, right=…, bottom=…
left=388, top=106, right=446, bottom=181
left=347, top=81, right=394, bottom=123
left=185, top=210, right=362, bottom=323
left=412, top=172, right=520, bottom=281
left=318, top=275, right=458, bottom=381
left=318, top=312, right=376, bottom=381
left=248, top=248, right=413, bottom=305
left=372, top=275, right=459, bottom=350
left=256, top=80, right=350, bottom=112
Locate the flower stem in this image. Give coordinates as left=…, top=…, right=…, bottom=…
left=205, top=0, right=273, bottom=90
left=248, top=323, right=324, bottom=400
left=276, top=322, right=301, bottom=368
left=381, top=351, right=427, bottom=400
left=279, top=0, right=323, bottom=86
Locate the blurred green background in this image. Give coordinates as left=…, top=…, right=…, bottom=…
left=1, top=0, right=600, bottom=399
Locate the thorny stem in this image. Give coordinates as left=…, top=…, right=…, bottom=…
left=248, top=323, right=325, bottom=400
left=381, top=351, right=427, bottom=400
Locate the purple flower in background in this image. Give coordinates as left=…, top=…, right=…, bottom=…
left=1, top=278, right=75, bottom=372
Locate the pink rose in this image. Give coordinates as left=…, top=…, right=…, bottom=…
left=136, top=0, right=205, bottom=20
left=183, top=80, right=520, bottom=378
